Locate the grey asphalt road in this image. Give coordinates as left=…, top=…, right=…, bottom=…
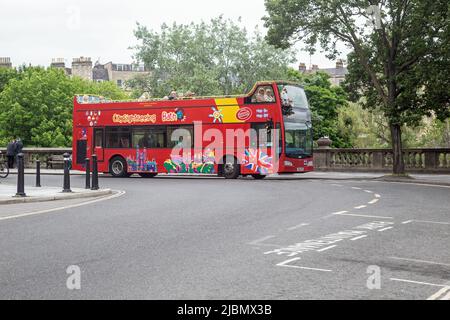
left=0, top=174, right=449, bottom=300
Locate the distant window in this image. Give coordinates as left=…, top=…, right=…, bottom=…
left=117, top=64, right=123, bottom=71
left=117, top=79, right=123, bottom=87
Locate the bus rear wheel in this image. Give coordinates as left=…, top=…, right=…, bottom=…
left=223, top=156, right=240, bottom=179
left=252, top=174, right=266, bottom=180
left=139, top=173, right=158, bottom=178
left=109, top=156, right=128, bottom=178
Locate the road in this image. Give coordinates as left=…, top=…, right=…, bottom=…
left=0, top=174, right=449, bottom=300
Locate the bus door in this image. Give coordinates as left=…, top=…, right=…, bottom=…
left=93, top=128, right=105, bottom=162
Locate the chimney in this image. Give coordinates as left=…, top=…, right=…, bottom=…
left=0, top=57, right=12, bottom=68
left=72, top=57, right=93, bottom=81
left=298, top=62, right=307, bottom=73
left=50, top=58, right=66, bottom=69
left=336, top=59, right=344, bottom=69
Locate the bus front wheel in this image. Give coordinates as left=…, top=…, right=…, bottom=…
left=109, top=156, right=128, bottom=178
left=222, top=156, right=240, bottom=179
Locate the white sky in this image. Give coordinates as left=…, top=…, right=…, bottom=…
left=0, top=0, right=347, bottom=69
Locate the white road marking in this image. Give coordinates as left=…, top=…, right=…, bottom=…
left=354, top=205, right=367, bottom=209
left=276, top=258, right=333, bottom=272
left=378, top=227, right=394, bottom=232
left=411, top=220, right=450, bottom=226
left=287, top=223, right=310, bottom=231
left=332, top=211, right=348, bottom=215
left=249, top=235, right=276, bottom=245
left=332, top=212, right=393, bottom=219
left=350, top=235, right=368, bottom=241
left=351, top=187, right=362, bottom=190
left=364, top=190, right=373, bottom=194
left=427, top=287, right=450, bottom=300
left=368, top=199, right=379, bottom=204
left=375, top=194, right=381, bottom=198
left=402, top=220, right=413, bottom=224
left=390, top=278, right=448, bottom=287
left=441, top=291, right=450, bottom=300
left=317, top=245, right=337, bottom=252
left=389, top=257, right=450, bottom=267
left=0, top=191, right=126, bottom=222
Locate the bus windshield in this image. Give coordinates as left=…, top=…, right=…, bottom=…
left=278, top=84, right=313, bottom=158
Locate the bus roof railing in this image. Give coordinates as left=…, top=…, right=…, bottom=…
left=74, top=80, right=303, bottom=105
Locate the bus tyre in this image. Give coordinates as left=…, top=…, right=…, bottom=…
left=139, top=173, right=157, bottom=178
left=223, top=156, right=240, bottom=179
left=252, top=174, right=266, bottom=180
left=109, top=156, right=128, bottom=178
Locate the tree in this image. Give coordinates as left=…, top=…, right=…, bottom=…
left=264, top=0, right=450, bottom=174
left=0, top=67, right=127, bottom=147
left=130, top=16, right=295, bottom=97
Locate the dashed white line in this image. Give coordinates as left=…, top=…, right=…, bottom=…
left=364, top=190, right=373, bottom=194
left=354, top=205, right=367, bottom=209
left=350, top=235, right=368, bottom=241
left=411, top=220, right=450, bottom=226
left=368, top=199, right=379, bottom=204
left=378, top=227, right=394, bottom=232
left=390, top=278, right=448, bottom=287
left=374, top=194, right=381, bottom=198
left=333, top=212, right=393, bottom=219
left=352, top=187, right=362, bottom=190
left=317, top=245, right=337, bottom=252
left=276, top=258, right=333, bottom=272
left=249, top=235, right=276, bottom=245
left=287, top=223, right=310, bottom=231
left=332, top=211, right=349, bottom=215
left=402, top=220, right=413, bottom=224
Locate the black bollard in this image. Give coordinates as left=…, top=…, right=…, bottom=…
left=85, top=157, right=91, bottom=189
left=36, top=160, right=41, bottom=187
left=91, top=154, right=99, bottom=190
left=16, top=153, right=26, bottom=197
left=62, top=152, right=72, bottom=193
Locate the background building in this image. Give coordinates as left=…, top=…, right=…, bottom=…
left=299, top=59, right=348, bottom=86
left=0, top=57, right=12, bottom=68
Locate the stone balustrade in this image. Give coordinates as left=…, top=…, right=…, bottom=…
left=313, top=148, right=450, bottom=173
left=0, top=148, right=71, bottom=168
left=1, top=147, right=449, bottom=173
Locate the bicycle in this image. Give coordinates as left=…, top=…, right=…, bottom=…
left=0, top=151, right=10, bottom=178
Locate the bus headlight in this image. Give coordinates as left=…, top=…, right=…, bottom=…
left=307, top=160, right=314, bottom=167
left=284, top=161, right=293, bottom=167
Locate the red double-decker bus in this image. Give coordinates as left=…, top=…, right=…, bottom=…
left=72, top=81, right=313, bottom=179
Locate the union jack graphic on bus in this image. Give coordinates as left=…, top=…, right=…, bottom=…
left=243, top=149, right=273, bottom=175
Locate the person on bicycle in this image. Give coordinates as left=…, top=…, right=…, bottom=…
left=6, top=138, right=16, bottom=169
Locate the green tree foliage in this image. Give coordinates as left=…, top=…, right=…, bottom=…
left=0, top=67, right=127, bottom=147
left=264, top=0, right=450, bottom=174
left=130, top=16, right=295, bottom=97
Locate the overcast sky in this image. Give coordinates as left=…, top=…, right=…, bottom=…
left=0, top=0, right=347, bottom=69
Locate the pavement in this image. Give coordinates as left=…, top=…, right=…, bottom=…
left=0, top=172, right=449, bottom=299
left=0, top=184, right=113, bottom=205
